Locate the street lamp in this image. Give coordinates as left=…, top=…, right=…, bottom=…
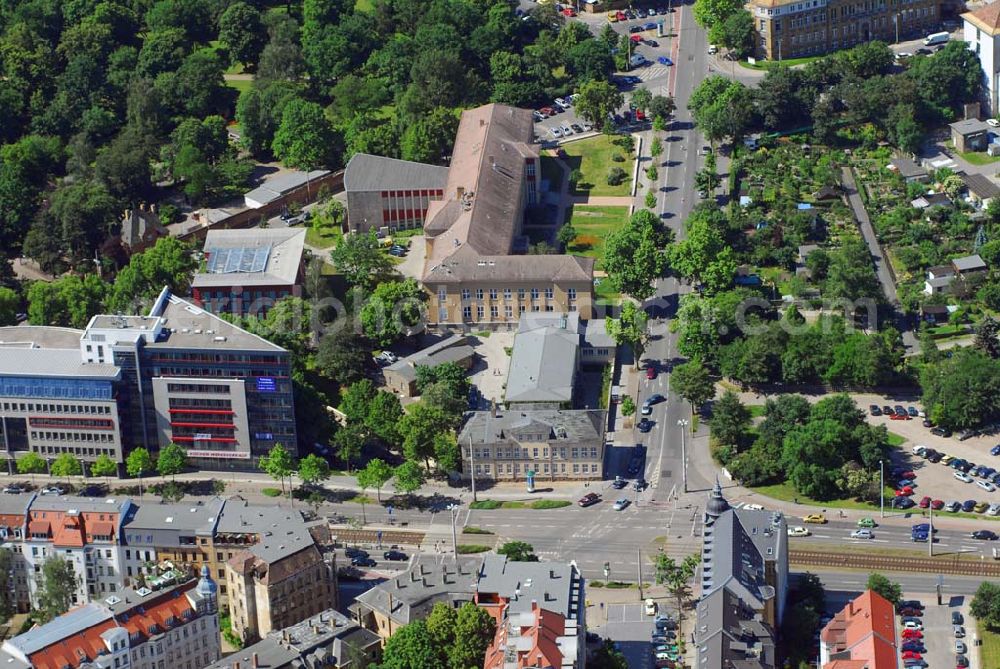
left=677, top=419, right=689, bottom=494
left=447, top=504, right=461, bottom=562
left=879, top=459, right=885, bottom=519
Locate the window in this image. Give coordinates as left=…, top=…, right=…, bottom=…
left=476, top=288, right=484, bottom=300
left=489, top=288, right=498, bottom=300
left=568, top=288, right=576, bottom=300
left=530, top=288, right=539, bottom=300
left=518, top=288, right=526, bottom=299
left=490, top=305, right=499, bottom=318
left=461, top=289, right=471, bottom=300
left=463, top=306, right=472, bottom=320
left=477, top=306, right=485, bottom=320
left=504, top=288, right=512, bottom=300
left=438, top=288, right=447, bottom=301
left=439, top=307, right=448, bottom=322
left=505, top=305, right=513, bottom=318
left=544, top=287, right=554, bottom=299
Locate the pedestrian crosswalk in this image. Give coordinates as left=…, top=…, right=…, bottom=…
left=638, top=65, right=671, bottom=81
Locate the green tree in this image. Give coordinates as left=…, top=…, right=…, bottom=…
left=644, top=190, right=657, bottom=210
left=672, top=360, right=715, bottom=411
left=718, top=10, right=755, bottom=59
left=377, top=619, right=442, bottom=669
left=971, top=581, right=1000, bottom=629
left=219, top=2, right=267, bottom=70
left=688, top=76, right=753, bottom=142
left=650, top=135, right=663, bottom=161
left=649, top=95, right=676, bottom=124
left=393, top=460, right=426, bottom=494
left=16, top=452, right=46, bottom=484
left=333, top=424, right=365, bottom=472
left=399, top=403, right=455, bottom=472
left=606, top=301, right=649, bottom=368
left=35, top=557, right=80, bottom=623
left=50, top=453, right=82, bottom=481
left=449, top=603, right=496, bottom=669
left=298, top=453, right=331, bottom=488
left=90, top=453, right=117, bottom=483
left=497, top=541, right=539, bottom=562
left=157, top=442, right=188, bottom=481
left=272, top=99, right=338, bottom=170
left=260, top=443, right=296, bottom=494
left=632, top=88, right=653, bottom=114
left=603, top=210, right=669, bottom=300
left=654, top=553, right=700, bottom=626
left=694, top=0, right=745, bottom=33
left=556, top=223, right=578, bottom=250
left=920, top=348, right=1000, bottom=430
left=575, top=79, right=624, bottom=131
left=357, top=458, right=394, bottom=502
left=0, top=287, right=18, bottom=326
left=366, top=391, right=404, bottom=447
left=866, top=573, right=902, bottom=605
left=126, top=447, right=154, bottom=497
left=236, top=83, right=301, bottom=157
left=711, top=391, right=750, bottom=448
left=106, top=237, right=197, bottom=313
left=360, top=279, right=426, bottom=348
left=425, top=602, right=457, bottom=649
left=329, top=231, right=395, bottom=290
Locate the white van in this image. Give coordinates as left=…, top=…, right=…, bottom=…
left=923, top=31, right=950, bottom=46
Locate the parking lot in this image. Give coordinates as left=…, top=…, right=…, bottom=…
left=900, top=596, right=977, bottom=669
left=592, top=601, right=680, bottom=669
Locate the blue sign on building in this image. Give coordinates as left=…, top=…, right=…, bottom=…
left=257, top=377, right=276, bottom=392
left=255, top=432, right=274, bottom=440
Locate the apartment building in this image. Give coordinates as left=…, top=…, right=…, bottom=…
left=749, top=0, right=940, bottom=60
left=458, top=409, right=607, bottom=482
left=207, top=609, right=381, bottom=669
left=191, top=228, right=306, bottom=317
left=343, top=153, right=449, bottom=234
left=221, top=502, right=338, bottom=643
left=0, top=327, right=125, bottom=469
left=694, top=482, right=788, bottom=669
left=0, top=568, right=220, bottom=669
left=964, top=1, right=1000, bottom=117
left=120, top=498, right=224, bottom=591
left=421, top=104, right=594, bottom=327
left=820, top=590, right=898, bottom=668
left=0, top=494, right=34, bottom=613
left=476, top=555, right=586, bottom=669
left=23, top=496, right=134, bottom=605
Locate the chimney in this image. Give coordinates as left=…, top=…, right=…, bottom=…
left=252, top=654, right=259, bottom=669
left=480, top=118, right=485, bottom=127
left=550, top=569, right=555, bottom=579
left=456, top=186, right=465, bottom=200
left=234, top=662, right=239, bottom=669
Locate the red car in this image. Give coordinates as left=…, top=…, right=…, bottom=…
left=539, top=107, right=554, bottom=117
left=646, top=365, right=657, bottom=380
left=931, top=499, right=944, bottom=510
left=902, top=629, right=923, bottom=639
left=616, top=10, right=626, bottom=19
left=562, top=7, right=577, bottom=15
left=899, top=471, right=916, bottom=480
left=630, top=34, right=642, bottom=43
left=895, top=486, right=914, bottom=496
left=901, top=650, right=922, bottom=660
left=636, top=109, right=646, bottom=121
left=918, top=496, right=931, bottom=508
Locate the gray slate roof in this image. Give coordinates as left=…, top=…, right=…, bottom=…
left=890, top=157, right=927, bottom=179
left=147, top=293, right=285, bottom=352
left=5, top=604, right=112, bottom=656
left=951, top=118, right=990, bottom=135
left=695, top=588, right=776, bottom=669
left=216, top=502, right=314, bottom=563
left=475, top=554, right=582, bottom=619
left=424, top=245, right=593, bottom=283
left=124, top=498, right=224, bottom=536
left=350, top=556, right=479, bottom=626
left=245, top=170, right=331, bottom=207
left=961, top=172, right=1000, bottom=199
left=0, top=326, right=83, bottom=350
left=0, top=348, right=120, bottom=380
left=458, top=409, right=605, bottom=446
left=344, top=153, right=449, bottom=192
left=384, top=334, right=475, bottom=382
left=505, top=326, right=578, bottom=403
left=952, top=253, right=987, bottom=272
left=192, top=228, right=305, bottom=289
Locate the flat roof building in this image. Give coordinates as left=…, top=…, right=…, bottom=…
left=192, top=228, right=307, bottom=316
left=245, top=170, right=331, bottom=209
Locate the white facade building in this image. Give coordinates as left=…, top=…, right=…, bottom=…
left=964, top=2, right=1000, bottom=117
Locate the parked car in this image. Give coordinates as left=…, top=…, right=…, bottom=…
left=931, top=427, right=952, bottom=437
left=611, top=477, right=628, bottom=490
left=977, top=480, right=996, bottom=492
left=952, top=611, right=964, bottom=625
left=991, top=444, right=1000, bottom=456
left=870, top=405, right=883, bottom=416
left=2, top=485, right=24, bottom=494
left=645, top=364, right=657, bottom=380
left=918, top=496, right=931, bottom=508
left=955, top=472, right=974, bottom=483
left=988, top=502, right=1000, bottom=516
left=931, top=499, right=944, bottom=509
left=908, top=406, right=919, bottom=417
left=954, top=625, right=966, bottom=637
left=956, top=640, right=967, bottom=654
left=892, top=496, right=915, bottom=509
left=578, top=493, right=601, bottom=507
left=39, top=486, right=64, bottom=496
left=956, top=654, right=969, bottom=667
left=962, top=499, right=978, bottom=512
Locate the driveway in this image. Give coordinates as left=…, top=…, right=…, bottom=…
left=393, top=234, right=426, bottom=281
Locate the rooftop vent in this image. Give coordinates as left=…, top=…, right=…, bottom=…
left=105, top=596, right=122, bottom=606
left=165, top=517, right=173, bottom=523
left=136, top=587, right=152, bottom=597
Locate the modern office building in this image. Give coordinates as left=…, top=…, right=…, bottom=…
left=0, top=567, right=220, bottom=669
left=191, top=228, right=307, bottom=317
left=206, top=609, right=381, bottom=669
left=694, top=481, right=788, bottom=669
left=221, top=501, right=338, bottom=643
left=476, top=555, right=585, bottom=669
left=749, top=0, right=939, bottom=60
left=343, top=153, right=449, bottom=234
left=457, top=409, right=607, bottom=482
left=421, top=104, right=594, bottom=327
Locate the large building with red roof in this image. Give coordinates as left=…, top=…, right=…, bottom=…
left=820, top=589, right=899, bottom=669
left=0, top=567, right=220, bottom=669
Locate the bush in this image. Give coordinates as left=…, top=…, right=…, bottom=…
left=456, top=544, right=492, bottom=554
left=262, top=488, right=282, bottom=497
left=607, top=166, right=627, bottom=186
left=605, top=581, right=632, bottom=589
left=462, top=526, right=495, bottom=535
left=608, top=167, right=628, bottom=186
left=470, top=500, right=502, bottom=509
left=646, top=166, right=658, bottom=181
left=621, top=396, right=636, bottom=416
left=589, top=580, right=605, bottom=588
left=530, top=500, right=571, bottom=509
left=569, top=168, right=583, bottom=187
left=612, top=152, right=626, bottom=163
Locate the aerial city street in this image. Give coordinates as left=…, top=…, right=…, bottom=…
left=2, top=0, right=1000, bottom=667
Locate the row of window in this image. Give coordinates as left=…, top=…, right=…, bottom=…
left=31, top=430, right=116, bottom=443
left=4, top=401, right=112, bottom=414
left=450, top=287, right=577, bottom=301
left=472, top=446, right=601, bottom=459
left=454, top=303, right=576, bottom=321
left=0, top=377, right=114, bottom=401
left=475, top=462, right=600, bottom=474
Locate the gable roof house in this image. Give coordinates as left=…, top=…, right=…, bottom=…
left=820, top=590, right=898, bottom=669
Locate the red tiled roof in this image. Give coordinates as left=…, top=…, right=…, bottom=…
left=28, top=520, right=50, bottom=535
left=964, top=1, right=1000, bottom=35
left=88, top=521, right=114, bottom=538
left=483, top=601, right=567, bottom=669
left=821, top=590, right=897, bottom=669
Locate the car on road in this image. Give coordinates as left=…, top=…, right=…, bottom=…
left=79, top=485, right=104, bottom=497
left=992, top=444, right=1000, bottom=456
left=638, top=418, right=653, bottom=433
left=803, top=514, right=827, bottom=524
left=911, top=523, right=936, bottom=534
left=857, top=517, right=877, bottom=528
left=613, top=498, right=630, bottom=511
left=850, top=529, right=874, bottom=539
left=957, top=654, right=969, bottom=667
left=646, top=364, right=657, bottom=380
left=635, top=478, right=648, bottom=491
left=898, top=606, right=923, bottom=616
left=955, top=471, right=973, bottom=483
left=646, top=393, right=666, bottom=405
left=956, top=640, right=967, bottom=654
left=870, top=404, right=883, bottom=416
left=978, top=480, right=996, bottom=492
left=578, top=493, right=601, bottom=507
left=931, top=426, right=953, bottom=437
left=952, top=611, right=964, bottom=625
left=383, top=550, right=407, bottom=561
left=641, top=402, right=653, bottom=416
left=962, top=499, right=978, bottom=512
left=611, top=477, right=628, bottom=490
left=927, top=451, right=944, bottom=463
left=657, top=56, right=672, bottom=65
left=39, top=486, right=64, bottom=496
left=629, top=24, right=643, bottom=32
left=643, top=21, right=658, bottom=29
left=911, top=531, right=929, bottom=542
left=351, top=556, right=377, bottom=567
left=787, top=526, right=810, bottom=537
left=989, top=119, right=1000, bottom=128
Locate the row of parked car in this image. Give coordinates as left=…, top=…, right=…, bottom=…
left=911, top=444, right=1000, bottom=516
left=895, top=600, right=970, bottom=668
left=650, top=612, right=679, bottom=668
left=607, top=6, right=671, bottom=22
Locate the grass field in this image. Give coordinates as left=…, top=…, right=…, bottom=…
left=751, top=481, right=892, bottom=512
left=980, top=621, right=1000, bottom=668
left=559, top=135, right=633, bottom=197
left=225, top=77, right=252, bottom=95
left=887, top=431, right=907, bottom=448
left=959, top=150, right=1000, bottom=166
left=739, top=55, right=824, bottom=70
left=565, top=204, right=628, bottom=270
left=355, top=0, right=374, bottom=11
left=305, top=221, right=342, bottom=249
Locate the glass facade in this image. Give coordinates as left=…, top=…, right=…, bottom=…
left=0, top=376, right=114, bottom=401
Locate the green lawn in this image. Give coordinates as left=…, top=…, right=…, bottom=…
left=887, top=431, right=907, bottom=448
left=225, top=78, right=252, bottom=95
left=751, top=481, right=891, bottom=512
left=979, top=621, right=1000, bottom=668
left=959, top=150, right=1000, bottom=166
left=748, top=405, right=767, bottom=418
left=355, top=0, right=374, bottom=11
left=559, top=135, right=633, bottom=197
left=305, top=221, right=343, bottom=250
left=565, top=204, right=629, bottom=270
left=739, top=55, right=824, bottom=70
left=594, top=277, right=620, bottom=303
